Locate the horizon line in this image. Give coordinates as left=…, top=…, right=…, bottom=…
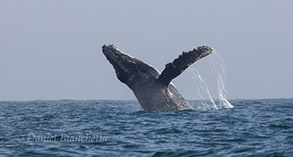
left=0, top=97, right=292, bottom=102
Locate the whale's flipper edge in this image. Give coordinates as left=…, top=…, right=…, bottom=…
left=157, top=46, right=213, bottom=86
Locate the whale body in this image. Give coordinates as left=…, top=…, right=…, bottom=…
left=102, top=44, right=213, bottom=111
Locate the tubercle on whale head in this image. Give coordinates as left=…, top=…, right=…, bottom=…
left=102, top=44, right=159, bottom=88
left=102, top=44, right=136, bottom=84
left=102, top=44, right=136, bottom=63
left=102, top=44, right=123, bottom=62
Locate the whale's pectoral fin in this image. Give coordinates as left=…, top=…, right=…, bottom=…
left=157, top=46, right=213, bottom=86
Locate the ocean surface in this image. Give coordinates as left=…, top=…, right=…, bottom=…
left=0, top=99, right=292, bottom=156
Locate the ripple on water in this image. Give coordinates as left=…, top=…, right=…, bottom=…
left=0, top=99, right=293, bottom=156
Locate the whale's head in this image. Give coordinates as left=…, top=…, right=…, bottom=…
left=102, top=44, right=160, bottom=88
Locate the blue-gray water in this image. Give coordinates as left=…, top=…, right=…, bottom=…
left=0, top=99, right=292, bottom=156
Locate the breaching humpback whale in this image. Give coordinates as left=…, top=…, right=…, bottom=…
left=102, top=44, right=213, bottom=111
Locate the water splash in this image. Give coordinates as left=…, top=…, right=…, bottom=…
left=186, top=50, right=234, bottom=110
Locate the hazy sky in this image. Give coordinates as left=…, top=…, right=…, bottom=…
left=0, top=0, right=292, bottom=100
